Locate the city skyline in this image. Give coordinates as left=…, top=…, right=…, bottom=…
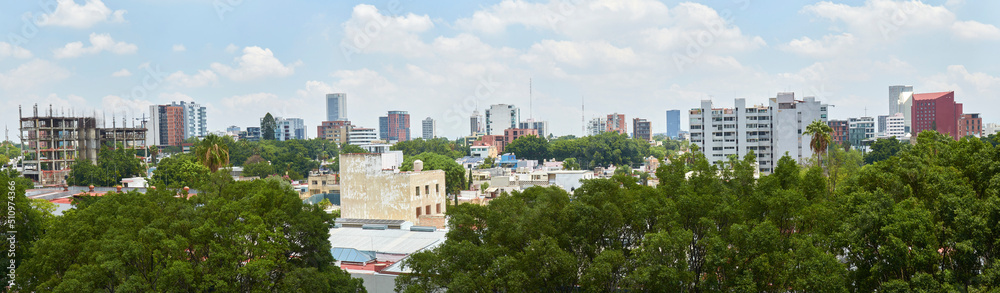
left=3, top=0, right=1000, bottom=142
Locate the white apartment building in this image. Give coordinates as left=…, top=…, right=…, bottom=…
left=986, top=123, right=1000, bottom=137
left=849, top=117, right=876, bottom=151
left=485, top=104, right=519, bottom=135
left=348, top=127, right=377, bottom=145
left=889, top=85, right=914, bottom=133
left=885, top=113, right=908, bottom=138
left=422, top=117, right=436, bottom=140
left=180, top=101, right=207, bottom=139
left=275, top=117, right=306, bottom=141
left=587, top=117, right=606, bottom=136
left=690, top=93, right=828, bottom=174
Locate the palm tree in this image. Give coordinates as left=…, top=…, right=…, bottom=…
left=803, top=119, right=833, bottom=165
left=195, top=134, right=230, bottom=172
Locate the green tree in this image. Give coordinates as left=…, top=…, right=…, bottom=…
left=66, top=158, right=106, bottom=186
left=400, top=152, right=466, bottom=195
left=195, top=134, right=231, bottom=172
left=864, top=137, right=907, bottom=164
left=17, top=176, right=366, bottom=292
left=562, top=157, right=579, bottom=170
left=242, top=161, right=274, bottom=178
left=504, top=134, right=550, bottom=162
left=150, top=153, right=210, bottom=188
left=0, top=169, right=54, bottom=287
left=340, top=144, right=366, bottom=154
left=803, top=119, right=833, bottom=167
left=261, top=112, right=277, bottom=141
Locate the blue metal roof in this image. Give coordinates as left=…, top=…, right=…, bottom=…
left=331, top=247, right=376, bottom=263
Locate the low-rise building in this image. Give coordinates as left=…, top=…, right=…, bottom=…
left=340, top=154, right=447, bottom=224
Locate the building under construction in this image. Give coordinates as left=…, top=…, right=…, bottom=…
left=19, top=105, right=148, bottom=186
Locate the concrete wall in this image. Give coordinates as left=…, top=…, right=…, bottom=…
left=341, top=154, right=446, bottom=223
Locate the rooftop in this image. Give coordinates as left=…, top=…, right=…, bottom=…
left=327, top=226, right=446, bottom=255
left=913, top=91, right=953, bottom=100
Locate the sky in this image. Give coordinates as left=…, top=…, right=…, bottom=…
left=2, top=0, right=1000, bottom=143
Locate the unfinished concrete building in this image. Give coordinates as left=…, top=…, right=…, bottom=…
left=19, top=105, right=148, bottom=186
left=340, top=153, right=447, bottom=224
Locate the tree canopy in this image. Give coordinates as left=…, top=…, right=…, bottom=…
left=66, top=145, right=144, bottom=187
left=503, top=134, right=550, bottom=162
left=16, top=174, right=366, bottom=292
left=391, top=138, right=468, bottom=159
left=396, top=130, right=1000, bottom=292
left=261, top=113, right=277, bottom=141
left=549, top=132, right=651, bottom=169
left=400, top=152, right=467, bottom=195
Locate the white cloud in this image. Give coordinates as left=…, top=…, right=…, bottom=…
left=0, top=59, right=71, bottom=91
left=36, top=0, right=126, bottom=29
left=781, top=33, right=857, bottom=58
left=0, top=42, right=33, bottom=60
left=341, top=4, right=435, bottom=57
left=225, top=44, right=239, bottom=53
left=522, top=40, right=640, bottom=69
left=166, top=70, right=218, bottom=88
left=111, top=68, right=131, bottom=77
left=951, top=20, right=1000, bottom=40
left=803, top=0, right=955, bottom=39
left=101, top=95, right=152, bottom=117
left=157, top=92, right=195, bottom=103
left=210, top=46, right=300, bottom=81
left=172, top=44, right=187, bottom=52
left=53, top=33, right=137, bottom=59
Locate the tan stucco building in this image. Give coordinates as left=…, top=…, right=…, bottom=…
left=340, top=153, right=447, bottom=223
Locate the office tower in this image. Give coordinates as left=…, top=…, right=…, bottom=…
left=318, top=120, right=353, bottom=144
left=470, top=110, right=483, bottom=135
left=885, top=113, right=907, bottom=138
left=587, top=117, right=606, bottom=136
left=889, top=85, right=914, bottom=133
left=180, top=101, right=207, bottom=139
left=632, top=118, right=651, bottom=141
left=422, top=117, right=436, bottom=140
left=485, top=104, right=519, bottom=135
left=666, top=110, right=681, bottom=139
left=770, top=92, right=829, bottom=161
left=271, top=117, right=305, bottom=141
left=848, top=117, right=876, bottom=150
left=349, top=127, right=377, bottom=145
left=380, top=111, right=410, bottom=142
left=877, top=114, right=888, bottom=135
left=326, top=93, right=347, bottom=122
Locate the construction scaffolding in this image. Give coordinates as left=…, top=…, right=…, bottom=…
left=19, top=104, right=148, bottom=186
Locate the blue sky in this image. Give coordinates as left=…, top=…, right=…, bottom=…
left=2, top=0, right=999, bottom=142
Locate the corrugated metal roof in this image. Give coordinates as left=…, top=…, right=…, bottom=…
left=331, top=247, right=376, bottom=263
left=328, top=227, right=447, bottom=255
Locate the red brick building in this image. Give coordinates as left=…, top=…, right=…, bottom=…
left=828, top=120, right=849, bottom=145
left=606, top=113, right=626, bottom=134
left=317, top=120, right=353, bottom=144
left=157, top=104, right=185, bottom=147
left=911, top=91, right=962, bottom=140
left=959, top=113, right=983, bottom=138
left=503, top=128, right=539, bottom=146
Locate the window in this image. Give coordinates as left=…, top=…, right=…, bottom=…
left=416, top=187, right=420, bottom=196
left=436, top=204, right=441, bottom=214
left=426, top=205, right=431, bottom=215
left=425, top=185, right=429, bottom=195
left=416, top=207, right=421, bottom=217
left=436, top=184, right=440, bottom=193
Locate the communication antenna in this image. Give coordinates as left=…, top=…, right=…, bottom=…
left=529, top=78, right=533, bottom=120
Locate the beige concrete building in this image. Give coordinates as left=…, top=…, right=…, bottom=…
left=307, top=173, right=340, bottom=197
left=340, top=153, right=447, bottom=223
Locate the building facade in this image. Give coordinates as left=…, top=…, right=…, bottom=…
left=349, top=127, right=377, bottom=145
left=422, top=117, right=435, bottom=140
left=828, top=120, right=849, bottom=146
left=889, top=85, right=914, bottom=133
left=470, top=110, right=483, bottom=136
left=518, top=119, right=549, bottom=139
left=690, top=98, right=775, bottom=173
left=340, top=153, right=447, bottom=223
left=485, top=104, right=519, bottom=135
left=181, top=101, right=207, bottom=139
left=503, top=128, right=539, bottom=147
left=274, top=117, right=306, bottom=141
left=326, top=93, right=347, bottom=122
left=770, top=93, right=829, bottom=162
left=379, top=111, right=410, bottom=142
left=848, top=117, right=876, bottom=151
left=912, top=91, right=962, bottom=140
left=632, top=118, right=651, bottom=141
left=149, top=103, right=186, bottom=146
left=986, top=123, right=1000, bottom=137
left=885, top=113, right=907, bottom=138
left=318, top=120, right=352, bottom=144
left=666, top=110, right=681, bottom=139
left=959, top=113, right=982, bottom=138
left=587, top=117, right=606, bottom=136
left=606, top=113, right=626, bottom=134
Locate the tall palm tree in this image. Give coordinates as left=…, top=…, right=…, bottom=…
left=803, top=120, right=833, bottom=164
left=196, top=134, right=230, bottom=172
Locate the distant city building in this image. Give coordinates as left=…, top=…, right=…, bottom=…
left=226, top=125, right=240, bottom=135
left=848, top=117, right=876, bottom=151
left=912, top=91, right=963, bottom=140
left=587, top=117, right=606, bottom=136
left=959, top=113, right=983, bottom=138
left=828, top=120, right=849, bottom=146
left=326, top=93, right=347, bottom=122
left=470, top=110, right=483, bottom=136
left=889, top=85, right=914, bottom=133
left=348, top=127, right=377, bottom=145
left=503, top=128, right=539, bottom=146
left=274, top=117, right=306, bottom=141
left=885, top=113, right=908, bottom=138
left=180, top=101, right=207, bottom=139
left=606, top=113, right=626, bottom=134
left=318, top=120, right=352, bottom=145
left=518, top=119, right=549, bottom=139
left=986, top=123, right=1000, bottom=136
left=379, top=111, right=410, bottom=142
left=422, top=117, right=436, bottom=140
left=241, top=127, right=261, bottom=142
left=149, top=103, right=185, bottom=146
left=666, top=110, right=681, bottom=139
left=690, top=93, right=828, bottom=174
left=877, top=114, right=889, bottom=135
left=632, top=118, right=651, bottom=141
left=485, top=104, right=519, bottom=135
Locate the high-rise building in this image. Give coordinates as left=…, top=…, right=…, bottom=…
left=274, top=117, right=306, bottom=141
left=889, top=85, right=914, bottom=133
left=587, top=117, right=606, bottom=136
left=666, top=110, right=681, bottom=139
left=828, top=120, right=849, bottom=146
left=986, top=123, right=1000, bottom=136
left=912, top=91, right=963, bottom=140
left=877, top=114, right=889, bottom=135
left=318, top=120, right=352, bottom=144
left=241, top=127, right=261, bottom=142
left=380, top=111, right=410, bottom=142
left=690, top=98, right=775, bottom=173
left=503, top=128, right=539, bottom=146
left=606, top=113, right=626, bottom=134
left=632, top=118, right=651, bottom=141
left=848, top=117, right=876, bottom=150
left=149, top=103, right=186, bottom=146
left=180, top=101, right=207, bottom=139
left=422, top=117, right=436, bottom=140
left=349, top=127, right=377, bottom=145
left=959, top=113, right=982, bottom=138
left=770, top=93, right=829, bottom=161
left=884, top=113, right=908, bottom=139
left=326, top=93, right=347, bottom=122
left=485, top=104, right=519, bottom=135
left=518, top=119, right=549, bottom=139
left=470, top=110, right=483, bottom=135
